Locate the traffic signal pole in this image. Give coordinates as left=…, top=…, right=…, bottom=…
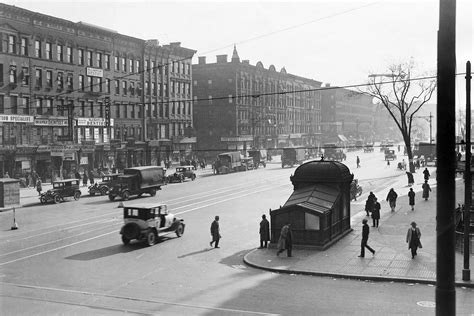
left=436, top=0, right=456, bottom=314
left=463, top=61, right=471, bottom=281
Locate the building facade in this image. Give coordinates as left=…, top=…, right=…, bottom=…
left=192, top=47, right=322, bottom=159
left=0, top=3, right=195, bottom=181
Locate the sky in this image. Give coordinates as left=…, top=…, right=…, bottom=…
left=5, top=0, right=473, bottom=108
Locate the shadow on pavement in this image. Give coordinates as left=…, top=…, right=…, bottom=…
left=177, top=247, right=215, bottom=258
left=219, top=248, right=254, bottom=268
left=65, top=243, right=148, bottom=260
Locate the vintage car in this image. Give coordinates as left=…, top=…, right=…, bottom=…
left=120, top=203, right=185, bottom=246
left=88, top=173, right=121, bottom=196
left=40, top=179, right=81, bottom=204
left=241, top=157, right=254, bottom=170
left=363, top=144, right=374, bottom=152
left=385, top=149, right=397, bottom=161
left=167, top=165, right=196, bottom=183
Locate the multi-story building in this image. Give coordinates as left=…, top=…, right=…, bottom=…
left=0, top=3, right=195, bottom=180
left=192, top=46, right=322, bottom=159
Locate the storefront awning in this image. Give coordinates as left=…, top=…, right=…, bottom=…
left=179, top=137, right=197, bottom=144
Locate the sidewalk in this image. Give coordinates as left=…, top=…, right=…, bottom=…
left=244, top=179, right=474, bottom=288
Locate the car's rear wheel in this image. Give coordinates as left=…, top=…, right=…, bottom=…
left=176, top=223, right=185, bottom=237
left=122, top=191, right=130, bottom=200
left=108, top=194, right=115, bottom=201
left=73, top=191, right=81, bottom=200
left=121, top=235, right=130, bottom=245
left=100, top=187, right=108, bottom=196
left=191, top=174, right=196, bottom=181
left=149, top=188, right=157, bottom=196
left=146, top=229, right=157, bottom=246
left=53, top=195, right=61, bottom=204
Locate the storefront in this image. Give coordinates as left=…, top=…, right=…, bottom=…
left=35, top=145, right=52, bottom=182
left=79, top=141, right=96, bottom=173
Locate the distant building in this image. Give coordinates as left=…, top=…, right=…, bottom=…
left=192, top=46, right=322, bottom=158
left=0, top=3, right=195, bottom=180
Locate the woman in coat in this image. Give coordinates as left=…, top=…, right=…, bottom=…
left=277, top=224, right=289, bottom=256
left=371, top=198, right=381, bottom=227
left=386, top=188, right=398, bottom=212
left=408, top=188, right=415, bottom=211
left=82, top=172, right=88, bottom=187
left=406, top=222, right=422, bottom=258
left=364, top=192, right=376, bottom=216
left=422, top=180, right=431, bottom=201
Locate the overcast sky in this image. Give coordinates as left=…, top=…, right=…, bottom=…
left=6, top=0, right=473, bottom=107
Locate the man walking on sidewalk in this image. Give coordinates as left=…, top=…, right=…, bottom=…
left=408, top=188, right=416, bottom=211
left=358, top=219, right=375, bottom=258
left=406, top=222, right=422, bottom=259
left=210, top=216, right=221, bottom=248
left=386, top=188, right=398, bottom=212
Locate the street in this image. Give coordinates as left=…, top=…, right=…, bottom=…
left=1, top=149, right=473, bottom=315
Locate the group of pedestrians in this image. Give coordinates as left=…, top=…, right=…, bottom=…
left=74, top=170, right=96, bottom=187
left=364, top=191, right=381, bottom=227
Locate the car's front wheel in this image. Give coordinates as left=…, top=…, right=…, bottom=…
left=40, top=196, right=47, bottom=204
left=176, top=223, right=185, bottom=237
left=122, top=191, right=130, bottom=200
left=53, top=195, right=61, bottom=204
left=74, top=191, right=81, bottom=200
left=100, top=187, right=108, bottom=196
left=146, top=229, right=157, bottom=246
left=191, top=174, right=196, bottom=181
left=149, top=188, right=157, bottom=196
left=121, top=235, right=130, bottom=245
left=108, top=194, right=115, bottom=201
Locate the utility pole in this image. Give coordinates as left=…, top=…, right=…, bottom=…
left=463, top=61, right=471, bottom=281
left=436, top=0, right=456, bottom=315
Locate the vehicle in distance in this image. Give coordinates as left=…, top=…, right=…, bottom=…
left=215, top=151, right=243, bottom=174
left=120, top=203, right=185, bottom=246
left=384, top=149, right=397, bottom=161
left=108, top=166, right=166, bottom=201
left=281, top=147, right=306, bottom=168
left=88, top=173, right=121, bottom=196
left=363, top=143, right=374, bottom=152
left=248, top=149, right=267, bottom=168
left=323, top=143, right=346, bottom=161
left=167, top=165, right=196, bottom=183
left=40, top=179, right=81, bottom=204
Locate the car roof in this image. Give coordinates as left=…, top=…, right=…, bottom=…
left=124, top=202, right=167, bottom=209
left=54, top=179, right=79, bottom=183
left=177, top=165, right=193, bottom=168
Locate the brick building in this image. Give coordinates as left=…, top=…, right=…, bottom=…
left=0, top=3, right=195, bottom=181
left=192, top=46, right=322, bottom=159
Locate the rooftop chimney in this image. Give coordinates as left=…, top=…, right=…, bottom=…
left=216, top=55, right=228, bottom=64
left=198, top=56, right=206, bottom=65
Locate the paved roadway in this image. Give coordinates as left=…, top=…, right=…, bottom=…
left=1, top=148, right=473, bottom=315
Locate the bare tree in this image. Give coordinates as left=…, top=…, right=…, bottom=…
left=365, top=62, right=436, bottom=172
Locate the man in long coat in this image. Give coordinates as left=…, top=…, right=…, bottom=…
left=386, top=188, right=398, bottom=212
left=371, top=198, right=381, bottom=228
left=408, top=188, right=416, bottom=211
left=210, top=216, right=221, bottom=248
left=259, top=214, right=270, bottom=249
left=406, top=222, right=422, bottom=258
left=423, top=168, right=430, bottom=181
left=277, top=224, right=292, bottom=257
left=422, top=180, right=431, bottom=200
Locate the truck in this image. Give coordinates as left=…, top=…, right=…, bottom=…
left=215, top=151, right=242, bottom=174
left=413, top=142, right=436, bottom=162
left=108, top=166, right=167, bottom=201
left=281, top=147, right=306, bottom=168
left=248, top=149, right=267, bottom=168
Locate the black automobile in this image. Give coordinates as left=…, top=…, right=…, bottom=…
left=40, top=179, right=82, bottom=204
left=89, top=173, right=121, bottom=196
left=167, top=166, right=196, bottom=183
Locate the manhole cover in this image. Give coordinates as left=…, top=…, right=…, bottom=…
left=417, top=301, right=436, bottom=308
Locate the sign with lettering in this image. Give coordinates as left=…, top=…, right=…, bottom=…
left=35, top=118, right=68, bottom=126
left=77, top=117, right=114, bottom=127
left=0, top=114, right=34, bottom=123
left=51, top=145, right=65, bottom=157
left=36, top=145, right=51, bottom=153
left=86, top=67, right=104, bottom=78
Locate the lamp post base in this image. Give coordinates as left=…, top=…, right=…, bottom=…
left=462, top=269, right=470, bottom=281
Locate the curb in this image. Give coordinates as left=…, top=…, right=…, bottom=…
left=243, top=249, right=474, bottom=288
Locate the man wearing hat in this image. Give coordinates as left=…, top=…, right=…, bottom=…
left=359, top=218, right=375, bottom=258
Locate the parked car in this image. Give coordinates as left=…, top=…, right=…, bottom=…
left=88, top=173, right=121, bottom=196
left=281, top=147, right=306, bottom=168
left=120, top=202, right=185, bottom=246
left=40, top=179, right=81, bottom=204
left=385, top=149, right=397, bottom=161
left=167, top=166, right=196, bottom=183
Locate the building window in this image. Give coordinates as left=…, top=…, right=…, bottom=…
left=57, top=44, right=63, bottom=61
left=151, top=61, right=156, bottom=73
left=87, top=76, right=93, bottom=91
left=115, top=80, right=120, bottom=94
left=88, top=101, right=93, bottom=117
left=145, top=81, right=149, bottom=95
left=95, top=52, right=102, bottom=68
left=114, top=56, right=119, bottom=71
left=129, top=59, right=134, bottom=73
left=20, top=37, right=28, bottom=55
left=67, top=74, right=73, bottom=90
left=67, top=46, right=73, bottom=63
left=8, top=35, right=16, bottom=54
left=130, top=82, right=135, bottom=96
left=46, top=70, right=52, bottom=88
left=122, top=81, right=127, bottom=95
left=115, top=103, right=120, bottom=118
left=144, top=60, right=149, bottom=72
left=57, top=72, right=64, bottom=90
left=98, top=77, right=103, bottom=92
left=20, top=67, right=29, bottom=85
left=35, top=69, right=42, bottom=87
left=35, top=40, right=41, bottom=58
left=229, top=95, right=233, bottom=103
left=136, top=60, right=140, bottom=73
left=104, top=54, right=110, bottom=70
left=121, top=57, right=126, bottom=72
left=45, top=99, right=53, bottom=115
left=78, top=49, right=84, bottom=65
left=152, top=82, right=156, bottom=96
left=79, top=75, right=84, bottom=91
left=208, top=96, right=213, bottom=104
left=9, top=65, right=17, bottom=84
left=45, top=42, right=52, bottom=59
left=79, top=101, right=85, bottom=117
left=87, top=51, right=93, bottom=66
left=106, top=78, right=111, bottom=93
left=20, top=97, right=29, bottom=115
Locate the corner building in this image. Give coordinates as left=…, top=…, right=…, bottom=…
left=0, top=3, right=195, bottom=181
left=192, top=47, right=322, bottom=159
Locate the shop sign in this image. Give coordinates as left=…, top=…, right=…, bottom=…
left=64, top=152, right=75, bottom=160
left=21, top=160, right=31, bottom=169
left=148, top=140, right=160, bottom=147
left=34, top=118, right=68, bottom=126
left=103, top=144, right=111, bottom=151
left=16, top=146, right=37, bottom=155
left=77, top=117, right=114, bottom=127
left=86, top=67, right=104, bottom=78
left=65, top=144, right=79, bottom=152
left=221, top=136, right=253, bottom=142
left=36, top=145, right=51, bottom=152
left=0, top=114, right=34, bottom=123
left=81, top=144, right=95, bottom=153
left=51, top=145, right=65, bottom=157
left=80, top=157, right=89, bottom=165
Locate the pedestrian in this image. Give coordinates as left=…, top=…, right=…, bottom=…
left=3, top=171, right=10, bottom=178
left=406, top=222, right=422, bottom=259
left=356, top=156, right=361, bottom=168
left=75, top=170, right=81, bottom=181
left=209, top=216, right=221, bottom=248
left=358, top=219, right=375, bottom=258
left=82, top=172, right=88, bottom=187
left=386, top=188, right=398, bottom=212
left=364, top=192, right=376, bottom=216
left=408, top=188, right=416, bottom=211
left=28, top=172, right=34, bottom=188
left=32, top=170, right=38, bottom=189
left=372, top=197, right=381, bottom=228
left=259, top=214, right=270, bottom=249
left=36, top=178, right=42, bottom=196
left=276, top=223, right=292, bottom=257
left=350, top=180, right=358, bottom=201
left=423, top=168, right=430, bottom=182
left=88, top=170, right=95, bottom=185
left=406, top=171, right=414, bottom=186
left=422, top=180, right=431, bottom=201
